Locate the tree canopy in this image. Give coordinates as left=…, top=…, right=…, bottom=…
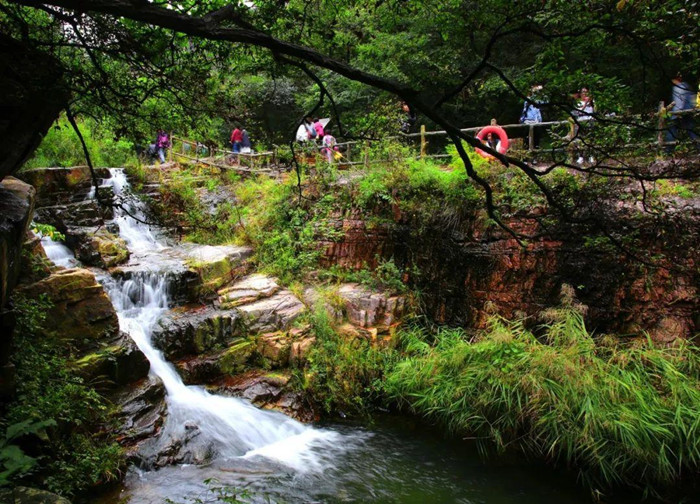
left=1, top=0, right=699, bottom=236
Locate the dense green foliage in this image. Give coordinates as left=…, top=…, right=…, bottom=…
left=4, top=295, right=123, bottom=497
left=384, top=314, right=700, bottom=496
left=23, top=115, right=136, bottom=170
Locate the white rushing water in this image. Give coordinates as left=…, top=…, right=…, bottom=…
left=40, top=235, right=79, bottom=268
left=98, top=168, right=343, bottom=473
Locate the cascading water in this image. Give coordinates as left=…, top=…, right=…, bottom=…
left=98, top=168, right=344, bottom=474
left=40, top=235, right=79, bottom=268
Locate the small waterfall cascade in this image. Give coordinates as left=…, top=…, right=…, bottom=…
left=96, top=168, right=341, bottom=472
left=40, top=235, right=79, bottom=268
left=101, top=168, right=163, bottom=253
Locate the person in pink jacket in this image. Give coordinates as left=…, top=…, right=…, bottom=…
left=313, top=118, right=325, bottom=138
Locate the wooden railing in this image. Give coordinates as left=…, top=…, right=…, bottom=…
left=165, top=105, right=697, bottom=171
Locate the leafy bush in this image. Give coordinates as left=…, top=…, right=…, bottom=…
left=23, top=115, right=136, bottom=169
left=3, top=295, right=124, bottom=497
left=299, top=305, right=395, bottom=415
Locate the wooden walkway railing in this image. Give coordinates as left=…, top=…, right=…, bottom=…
left=166, top=104, right=697, bottom=172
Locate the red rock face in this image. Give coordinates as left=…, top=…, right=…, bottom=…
left=318, top=215, right=697, bottom=342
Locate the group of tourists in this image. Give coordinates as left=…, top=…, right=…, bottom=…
left=299, top=116, right=339, bottom=162
left=230, top=126, right=252, bottom=154
left=516, top=73, right=699, bottom=164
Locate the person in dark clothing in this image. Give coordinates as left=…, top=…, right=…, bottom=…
left=400, top=102, right=417, bottom=133
left=665, top=73, right=699, bottom=153
left=240, top=129, right=252, bottom=153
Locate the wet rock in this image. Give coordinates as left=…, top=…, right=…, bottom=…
left=0, top=486, right=71, bottom=504
left=175, top=338, right=255, bottom=384
left=34, top=199, right=111, bottom=232
left=19, top=166, right=111, bottom=207
left=65, top=226, right=129, bottom=268
left=238, top=290, right=306, bottom=333
left=181, top=244, right=253, bottom=298
left=213, top=370, right=316, bottom=422
left=111, top=376, right=166, bottom=448
left=17, top=268, right=119, bottom=343
left=152, top=305, right=242, bottom=358
left=75, top=333, right=149, bottom=387
left=217, top=274, right=280, bottom=309
left=336, top=283, right=405, bottom=327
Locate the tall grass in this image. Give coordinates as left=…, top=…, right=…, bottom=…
left=384, top=312, right=700, bottom=495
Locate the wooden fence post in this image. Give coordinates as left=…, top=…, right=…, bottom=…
left=363, top=140, right=370, bottom=169
left=420, top=124, right=427, bottom=159
left=169, top=131, right=174, bottom=162
left=657, top=101, right=666, bottom=151
left=528, top=125, right=535, bottom=152
left=346, top=143, right=352, bottom=164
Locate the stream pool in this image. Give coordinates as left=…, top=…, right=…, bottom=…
left=99, top=415, right=594, bottom=504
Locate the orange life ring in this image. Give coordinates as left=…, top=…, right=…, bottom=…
left=475, top=125, right=509, bottom=160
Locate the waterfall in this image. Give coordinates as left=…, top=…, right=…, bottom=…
left=96, top=168, right=342, bottom=473
left=40, top=235, right=79, bottom=268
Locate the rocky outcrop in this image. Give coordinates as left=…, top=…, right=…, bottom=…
left=319, top=210, right=698, bottom=342
left=17, top=268, right=119, bottom=342
left=0, top=178, right=35, bottom=311
left=75, top=334, right=149, bottom=387
left=217, top=273, right=280, bottom=308
left=182, top=244, right=253, bottom=297
left=0, top=33, right=70, bottom=182
left=66, top=227, right=129, bottom=268
left=152, top=305, right=243, bottom=359
left=0, top=177, right=36, bottom=398
left=0, top=486, right=71, bottom=504
left=111, top=377, right=167, bottom=452
left=212, top=370, right=317, bottom=422
left=19, top=167, right=111, bottom=208
left=336, top=283, right=405, bottom=328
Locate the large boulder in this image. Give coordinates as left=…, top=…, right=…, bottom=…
left=75, top=334, right=149, bottom=387
left=17, top=268, right=119, bottom=343
left=0, top=487, right=71, bottom=504
left=336, top=283, right=405, bottom=328
left=0, top=178, right=35, bottom=311
left=34, top=199, right=112, bottom=232
left=152, top=305, right=242, bottom=359
left=0, top=177, right=36, bottom=398
left=217, top=274, right=280, bottom=309
left=181, top=244, right=253, bottom=298
left=174, top=338, right=255, bottom=384
left=65, top=226, right=129, bottom=268
left=237, top=290, right=306, bottom=333
left=111, top=377, right=167, bottom=452
left=0, top=33, right=70, bottom=182
left=19, top=167, right=111, bottom=208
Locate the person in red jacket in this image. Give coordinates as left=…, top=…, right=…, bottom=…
left=230, top=126, right=243, bottom=153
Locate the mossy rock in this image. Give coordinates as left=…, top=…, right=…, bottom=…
left=0, top=486, right=71, bottom=504
left=220, top=339, right=255, bottom=375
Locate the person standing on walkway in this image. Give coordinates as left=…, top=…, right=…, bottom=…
left=240, top=129, right=252, bottom=154
left=155, top=129, right=170, bottom=163
left=573, top=87, right=595, bottom=164
left=665, top=73, right=699, bottom=153
left=230, top=125, right=243, bottom=153
left=520, top=84, right=543, bottom=150
left=321, top=128, right=337, bottom=162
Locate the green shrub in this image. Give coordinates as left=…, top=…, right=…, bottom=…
left=299, top=305, right=395, bottom=415
left=384, top=313, right=700, bottom=496
left=23, top=115, right=136, bottom=169
left=3, top=295, right=124, bottom=497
